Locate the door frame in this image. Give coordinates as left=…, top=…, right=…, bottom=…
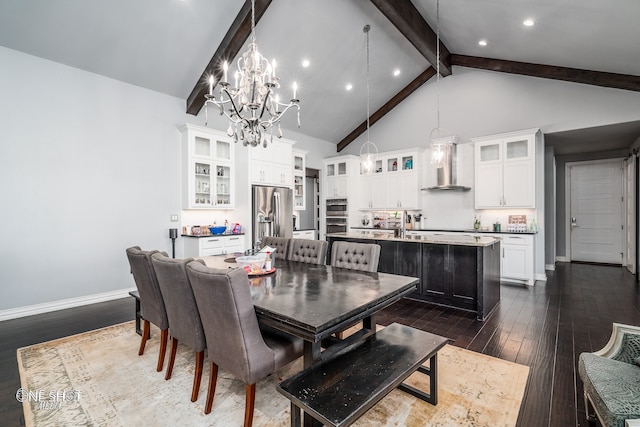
left=564, top=158, right=626, bottom=264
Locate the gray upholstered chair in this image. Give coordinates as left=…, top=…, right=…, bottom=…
left=186, top=261, right=303, bottom=427
left=330, top=241, right=381, bottom=272
left=579, top=323, right=640, bottom=427
left=151, top=253, right=206, bottom=402
left=260, top=236, right=290, bottom=261
left=125, top=246, right=169, bottom=372
left=288, top=238, right=328, bottom=265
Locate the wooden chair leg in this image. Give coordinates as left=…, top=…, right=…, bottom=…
left=191, top=350, right=205, bottom=402
left=204, top=362, right=219, bottom=414
left=165, top=337, right=178, bottom=380
left=244, top=383, right=256, bottom=427
left=138, top=320, right=150, bottom=355
left=157, top=328, right=168, bottom=372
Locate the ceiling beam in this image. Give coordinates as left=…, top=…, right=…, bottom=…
left=337, top=67, right=437, bottom=152
left=370, top=0, right=451, bottom=76
left=186, top=0, right=272, bottom=116
left=451, top=54, right=640, bottom=92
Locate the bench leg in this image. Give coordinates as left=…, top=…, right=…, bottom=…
left=290, top=402, right=301, bottom=427
left=397, top=353, right=438, bottom=405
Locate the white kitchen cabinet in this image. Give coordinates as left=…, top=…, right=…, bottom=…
left=180, top=124, right=235, bottom=209
left=324, top=156, right=355, bottom=199
left=474, top=130, right=537, bottom=209
left=293, top=229, right=316, bottom=239
left=292, top=149, right=307, bottom=210
left=183, top=234, right=245, bottom=257
left=490, top=234, right=534, bottom=285
left=250, top=139, right=294, bottom=187
left=358, top=148, right=422, bottom=210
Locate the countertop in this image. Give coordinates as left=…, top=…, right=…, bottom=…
left=327, top=232, right=500, bottom=247
left=350, top=226, right=537, bottom=235
left=181, top=233, right=245, bottom=238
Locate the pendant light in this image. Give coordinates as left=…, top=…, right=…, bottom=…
left=429, top=0, right=454, bottom=167
left=360, top=25, right=378, bottom=175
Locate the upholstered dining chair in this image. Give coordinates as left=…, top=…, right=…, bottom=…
left=288, top=238, right=328, bottom=265
left=125, top=246, right=169, bottom=372
left=330, top=241, right=381, bottom=272
left=186, top=261, right=303, bottom=427
left=151, top=253, right=206, bottom=402
left=260, top=236, right=290, bottom=261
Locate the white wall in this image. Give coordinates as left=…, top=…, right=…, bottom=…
left=0, top=46, right=337, bottom=315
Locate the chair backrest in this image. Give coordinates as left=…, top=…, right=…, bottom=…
left=151, top=253, right=206, bottom=352
left=125, top=246, right=169, bottom=330
left=330, top=241, right=381, bottom=272
left=261, top=236, right=290, bottom=260
left=288, top=239, right=328, bottom=265
left=186, top=262, right=276, bottom=385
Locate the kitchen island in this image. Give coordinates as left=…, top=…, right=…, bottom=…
left=326, top=232, right=501, bottom=320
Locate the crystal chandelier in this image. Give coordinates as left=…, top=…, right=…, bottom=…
left=204, top=0, right=300, bottom=147
left=429, top=0, right=453, bottom=167
left=360, top=25, right=378, bottom=175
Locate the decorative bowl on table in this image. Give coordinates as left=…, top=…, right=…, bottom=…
left=235, top=255, right=267, bottom=274
left=209, top=226, right=227, bottom=235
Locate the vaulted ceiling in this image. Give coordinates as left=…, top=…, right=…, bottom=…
left=1, top=0, right=639, bottom=154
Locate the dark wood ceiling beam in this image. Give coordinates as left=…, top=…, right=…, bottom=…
left=451, top=54, right=640, bottom=92
left=337, top=67, right=437, bottom=152
left=186, top=0, right=272, bottom=116
left=370, top=0, right=451, bottom=76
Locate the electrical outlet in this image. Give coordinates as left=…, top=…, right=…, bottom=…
left=170, top=215, right=179, bottom=222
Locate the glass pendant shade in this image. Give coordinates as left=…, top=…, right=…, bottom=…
left=360, top=140, right=378, bottom=175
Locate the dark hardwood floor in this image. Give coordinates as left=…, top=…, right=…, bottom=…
left=2, top=262, right=639, bottom=426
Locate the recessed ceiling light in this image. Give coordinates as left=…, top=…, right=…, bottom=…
left=302, top=59, right=310, bottom=68
left=345, top=83, right=353, bottom=91
left=478, top=40, right=488, bottom=47
left=393, top=69, right=401, bottom=77
left=523, top=19, right=535, bottom=27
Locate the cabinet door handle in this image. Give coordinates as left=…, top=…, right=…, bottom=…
left=229, top=237, right=240, bottom=241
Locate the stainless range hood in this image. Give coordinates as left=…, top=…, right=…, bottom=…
left=422, top=142, right=471, bottom=191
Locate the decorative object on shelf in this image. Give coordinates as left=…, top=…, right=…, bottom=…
left=359, top=25, right=378, bottom=176
left=429, top=0, right=456, bottom=167
left=203, top=0, right=300, bottom=148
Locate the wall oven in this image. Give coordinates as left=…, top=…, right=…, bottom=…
left=326, top=198, right=348, bottom=234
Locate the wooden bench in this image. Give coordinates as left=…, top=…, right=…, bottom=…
left=277, top=323, right=450, bottom=427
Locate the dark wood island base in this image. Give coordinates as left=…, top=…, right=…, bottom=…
left=327, top=233, right=501, bottom=321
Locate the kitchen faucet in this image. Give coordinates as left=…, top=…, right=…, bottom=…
left=401, top=210, right=407, bottom=238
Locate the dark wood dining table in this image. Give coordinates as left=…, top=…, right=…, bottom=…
left=200, top=256, right=419, bottom=369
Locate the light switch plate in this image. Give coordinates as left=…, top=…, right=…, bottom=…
left=170, top=214, right=179, bottom=222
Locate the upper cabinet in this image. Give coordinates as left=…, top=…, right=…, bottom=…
left=180, top=124, right=235, bottom=209
left=324, top=156, right=355, bottom=199
left=292, top=149, right=307, bottom=210
left=473, top=129, right=540, bottom=209
left=250, top=139, right=294, bottom=187
left=359, top=148, right=422, bottom=210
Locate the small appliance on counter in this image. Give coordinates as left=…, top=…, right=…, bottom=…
left=361, top=213, right=371, bottom=227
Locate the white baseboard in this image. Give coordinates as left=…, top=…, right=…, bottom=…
left=0, top=288, right=136, bottom=322
left=556, top=256, right=569, bottom=262
left=535, top=273, right=547, bottom=282
left=545, top=264, right=556, bottom=271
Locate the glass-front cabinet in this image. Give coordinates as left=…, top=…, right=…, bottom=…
left=473, top=129, right=537, bottom=209
left=292, top=149, right=307, bottom=210
left=180, top=124, right=234, bottom=209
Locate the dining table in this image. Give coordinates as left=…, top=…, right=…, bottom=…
left=199, top=255, right=419, bottom=369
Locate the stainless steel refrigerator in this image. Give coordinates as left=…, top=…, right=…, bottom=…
left=252, top=185, right=293, bottom=249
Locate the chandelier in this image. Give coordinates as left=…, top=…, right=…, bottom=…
left=359, top=25, right=378, bottom=175
left=204, top=0, right=300, bottom=147
left=429, top=0, right=454, bottom=167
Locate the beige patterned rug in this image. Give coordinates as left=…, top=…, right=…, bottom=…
left=17, top=322, right=528, bottom=426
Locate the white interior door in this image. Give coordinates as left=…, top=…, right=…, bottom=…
left=569, top=160, right=624, bottom=264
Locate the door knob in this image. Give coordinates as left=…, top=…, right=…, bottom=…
left=571, top=217, right=579, bottom=228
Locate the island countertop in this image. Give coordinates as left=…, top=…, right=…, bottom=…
left=326, top=231, right=500, bottom=247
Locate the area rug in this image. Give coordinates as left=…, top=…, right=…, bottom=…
left=17, top=322, right=529, bottom=426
